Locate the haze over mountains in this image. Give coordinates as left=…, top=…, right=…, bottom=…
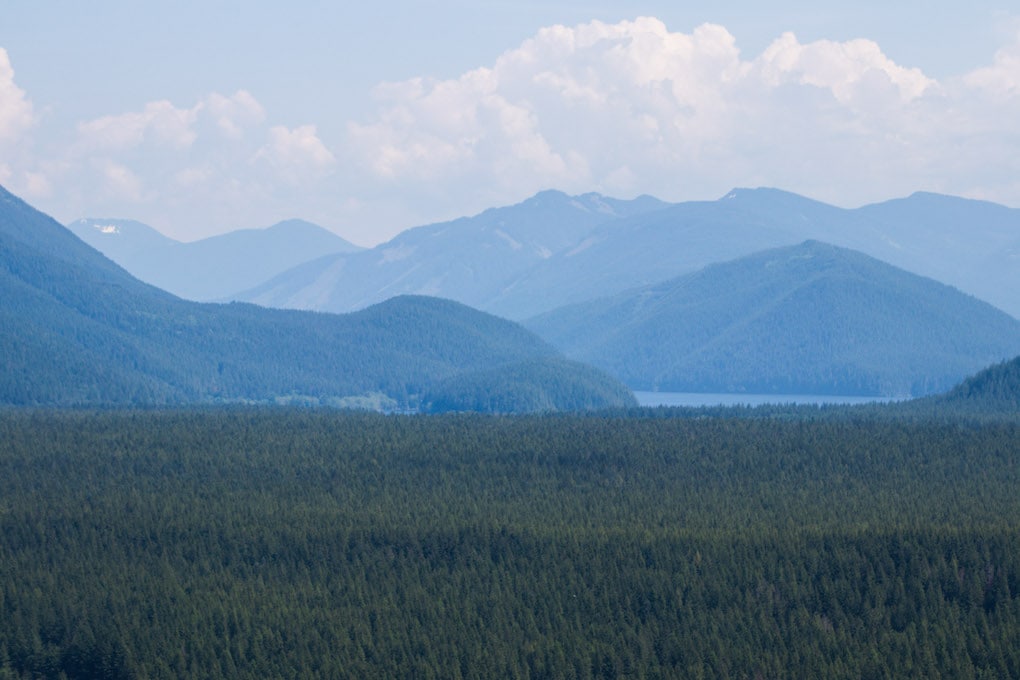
left=206, top=188, right=1018, bottom=321
left=67, top=217, right=364, bottom=301
left=1, top=185, right=634, bottom=411
left=525, top=241, right=1020, bottom=397
left=491, top=188, right=1020, bottom=320
left=233, top=191, right=668, bottom=314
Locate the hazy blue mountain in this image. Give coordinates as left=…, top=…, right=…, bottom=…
left=852, top=192, right=1020, bottom=318
left=525, top=241, right=1020, bottom=397
left=485, top=188, right=861, bottom=318
left=68, top=217, right=364, bottom=301
left=65, top=217, right=178, bottom=261
left=234, top=190, right=669, bottom=313
left=489, top=188, right=1020, bottom=319
left=231, top=187, right=1020, bottom=321
left=2, top=185, right=634, bottom=412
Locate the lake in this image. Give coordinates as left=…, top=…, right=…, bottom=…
left=634, top=391, right=903, bottom=408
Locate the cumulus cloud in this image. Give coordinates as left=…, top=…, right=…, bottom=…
left=93, top=159, right=145, bottom=203
left=254, top=124, right=336, bottom=184
left=77, top=100, right=201, bottom=152
left=0, top=48, right=34, bottom=143
left=344, top=16, right=1018, bottom=212
left=205, top=90, right=266, bottom=139
left=4, top=17, right=1020, bottom=245
left=754, top=32, right=935, bottom=103
left=9, top=86, right=340, bottom=236
left=962, top=27, right=1020, bottom=99
left=73, top=90, right=266, bottom=153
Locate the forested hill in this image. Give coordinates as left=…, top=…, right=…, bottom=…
left=917, top=356, right=1020, bottom=416
left=0, top=185, right=635, bottom=411
left=526, top=240, right=1020, bottom=397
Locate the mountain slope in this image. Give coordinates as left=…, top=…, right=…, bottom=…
left=68, top=217, right=364, bottom=301
left=491, top=188, right=1020, bottom=319
left=1, top=185, right=634, bottom=412
left=854, top=192, right=1020, bottom=318
left=239, top=187, right=1020, bottom=320
left=486, top=188, right=858, bottom=318
left=234, top=190, right=669, bottom=313
left=930, top=356, right=1020, bottom=414
left=525, top=241, right=1020, bottom=397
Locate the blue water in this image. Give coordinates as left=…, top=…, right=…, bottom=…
left=634, top=391, right=902, bottom=408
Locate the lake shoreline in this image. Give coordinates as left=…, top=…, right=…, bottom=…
left=634, top=391, right=905, bottom=408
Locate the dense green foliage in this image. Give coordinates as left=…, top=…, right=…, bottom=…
left=526, top=241, right=1020, bottom=396
left=936, top=356, right=1020, bottom=413
left=1, top=409, right=1018, bottom=678
left=424, top=357, right=637, bottom=413
left=0, top=185, right=633, bottom=412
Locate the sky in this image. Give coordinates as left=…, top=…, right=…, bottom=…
left=1, top=1, right=1019, bottom=246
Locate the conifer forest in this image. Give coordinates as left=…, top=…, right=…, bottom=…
left=1, top=408, right=1018, bottom=678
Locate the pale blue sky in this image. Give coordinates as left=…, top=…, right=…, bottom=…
left=1, top=2, right=1018, bottom=244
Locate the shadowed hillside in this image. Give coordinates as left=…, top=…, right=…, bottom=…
left=526, top=241, right=1020, bottom=396
left=0, top=185, right=634, bottom=412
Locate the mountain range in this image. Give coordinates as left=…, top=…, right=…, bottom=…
left=231, top=190, right=668, bottom=314
left=213, top=188, right=1018, bottom=320
left=1, top=185, right=635, bottom=412
left=487, top=188, right=1020, bottom=320
left=194, top=188, right=1015, bottom=322
left=524, top=241, right=1020, bottom=397
left=67, top=217, right=364, bottom=301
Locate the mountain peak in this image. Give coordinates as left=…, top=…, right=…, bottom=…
left=523, top=189, right=571, bottom=204
left=1, top=184, right=635, bottom=412
left=718, top=187, right=835, bottom=207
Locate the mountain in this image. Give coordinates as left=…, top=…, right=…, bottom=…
left=524, top=241, right=1020, bottom=397
left=233, top=190, right=669, bottom=314
left=230, top=187, right=1020, bottom=320
left=486, top=188, right=1020, bottom=319
left=928, top=356, right=1020, bottom=415
left=485, top=188, right=859, bottom=318
left=67, top=217, right=364, bottom=301
left=1, top=185, right=634, bottom=412
left=853, top=192, right=1020, bottom=319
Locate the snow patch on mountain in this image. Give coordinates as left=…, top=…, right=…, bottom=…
left=494, top=229, right=522, bottom=251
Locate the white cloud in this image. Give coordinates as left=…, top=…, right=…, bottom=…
left=755, top=32, right=936, bottom=104
left=4, top=18, right=1020, bottom=245
left=77, top=100, right=201, bottom=152
left=8, top=86, right=341, bottom=236
left=205, top=90, right=266, bottom=139
left=344, top=16, right=1019, bottom=213
left=0, top=48, right=34, bottom=143
left=962, top=27, right=1020, bottom=99
left=94, top=159, right=145, bottom=203
left=254, top=124, right=336, bottom=184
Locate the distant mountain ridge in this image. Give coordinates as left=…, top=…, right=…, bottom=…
left=235, top=190, right=668, bottom=314
left=525, top=241, right=1020, bottom=397
left=227, top=187, right=1020, bottom=320
left=68, top=217, right=364, bottom=302
left=3, top=185, right=634, bottom=412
